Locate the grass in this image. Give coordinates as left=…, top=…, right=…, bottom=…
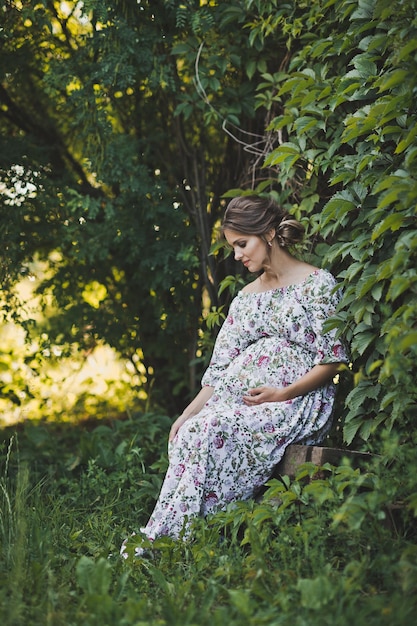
left=0, top=413, right=416, bottom=625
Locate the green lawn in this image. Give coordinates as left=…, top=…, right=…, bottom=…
left=1, top=414, right=416, bottom=625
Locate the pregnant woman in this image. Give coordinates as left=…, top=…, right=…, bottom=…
left=121, top=194, right=348, bottom=557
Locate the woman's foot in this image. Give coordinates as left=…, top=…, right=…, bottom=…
left=120, top=531, right=154, bottom=560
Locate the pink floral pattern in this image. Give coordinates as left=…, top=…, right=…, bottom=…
left=141, top=270, right=348, bottom=541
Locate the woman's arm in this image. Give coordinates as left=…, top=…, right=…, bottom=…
left=242, top=362, right=340, bottom=406
left=169, top=385, right=214, bottom=441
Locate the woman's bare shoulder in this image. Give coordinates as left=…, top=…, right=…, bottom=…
left=241, top=277, right=262, bottom=294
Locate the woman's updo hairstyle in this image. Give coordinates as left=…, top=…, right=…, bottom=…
left=222, top=195, right=304, bottom=248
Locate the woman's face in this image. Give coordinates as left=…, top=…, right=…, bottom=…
left=224, top=229, right=269, bottom=273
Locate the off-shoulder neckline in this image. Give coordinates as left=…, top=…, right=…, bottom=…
left=237, top=269, right=330, bottom=296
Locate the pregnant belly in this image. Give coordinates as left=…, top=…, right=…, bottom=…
left=223, top=342, right=314, bottom=392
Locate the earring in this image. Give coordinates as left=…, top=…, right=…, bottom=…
left=268, top=240, right=273, bottom=247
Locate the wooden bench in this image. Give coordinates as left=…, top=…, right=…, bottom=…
left=271, top=444, right=374, bottom=479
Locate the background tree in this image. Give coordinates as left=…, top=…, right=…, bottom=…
left=1, top=0, right=416, bottom=451
left=0, top=0, right=281, bottom=411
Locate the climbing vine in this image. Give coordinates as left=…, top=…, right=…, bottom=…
left=251, top=0, right=417, bottom=444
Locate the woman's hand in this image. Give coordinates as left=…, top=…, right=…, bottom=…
left=242, top=386, right=289, bottom=405
left=168, top=385, right=215, bottom=442
left=242, top=363, right=341, bottom=407
left=169, top=413, right=191, bottom=442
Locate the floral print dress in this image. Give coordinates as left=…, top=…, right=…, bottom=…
left=140, top=269, right=348, bottom=541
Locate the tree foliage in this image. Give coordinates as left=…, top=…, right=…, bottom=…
left=248, top=0, right=417, bottom=444
left=0, top=0, right=272, bottom=410
left=1, top=0, right=416, bottom=448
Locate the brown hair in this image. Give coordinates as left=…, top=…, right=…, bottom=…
left=222, top=195, right=304, bottom=248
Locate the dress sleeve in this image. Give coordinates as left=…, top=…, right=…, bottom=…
left=302, top=271, right=349, bottom=366
left=201, top=296, right=248, bottom=387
